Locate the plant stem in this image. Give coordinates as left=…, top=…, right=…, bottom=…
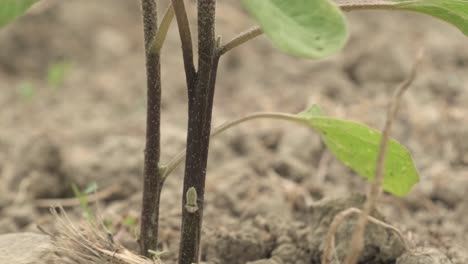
left=171, top=0, right=197, bottom=105
left=216, top=1, right=398, bottom=57
left=344, top=49, right=423, bottom=264
left=178, top=1, right=217, bottom=263
left=150, top=3, right=174, bottom=54
left=163, top=112, right=303, bottom=178
left=218, top=26, right=263, bottom=55
left=336, top=0, right=397, bottom=11
left=322, top=207, right=409, bottom=264
left=139, top=0, right=162, bottom=257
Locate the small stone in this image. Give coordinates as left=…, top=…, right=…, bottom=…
left=0, top=233, right=52, bottom=264
left=203, top=222, right=274, bottom=264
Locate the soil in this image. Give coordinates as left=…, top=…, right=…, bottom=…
left=0, top=0, right=467, bottom=263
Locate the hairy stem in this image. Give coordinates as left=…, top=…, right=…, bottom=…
left=139, top=0, right=162, bottom=257
left=178, top=1, right=217, bottom=263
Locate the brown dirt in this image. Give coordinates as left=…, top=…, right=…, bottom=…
left=0, top=1, right=467, bottom=263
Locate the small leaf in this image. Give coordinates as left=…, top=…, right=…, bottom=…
left=83, top=182, right=98, bottom=195
left=48, top=61, right=69, bottom=88
left=71, top=183, right=94, bottom=221
left=0, top=0, right=38, bottom=28
left=242, top=0, right=348, bottom=58
left=395, top=0, right=468, bottom=36
left=122, top=216, right=138, bottom=227
left=298, top=115, right=419, bottom=196
left=71, top=183, right=83, bottom=198
left=185, top=187, right=198, bottom=213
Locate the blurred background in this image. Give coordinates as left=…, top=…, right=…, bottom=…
left=0, top=0, right=467, bottom=263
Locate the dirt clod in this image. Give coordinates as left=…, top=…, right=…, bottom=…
left=308, top=194, right=406, bottom=263
left=203, top=221, right=275, bottom=264
left=397, top=248, right=452, bottom=264
left=0, top=232, right=52, bottom=264
left=6, top=134, right=67, bottom=199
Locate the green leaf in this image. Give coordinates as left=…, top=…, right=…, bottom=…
left=122, top=216, right=138, bottom=227
left=71, top=183, right=95, bottom=221
left=48, top=61, right=70, bottom=88
left=71, top=183, right=83, bottom=197
left=0, top=0, right=38, bottom=28
left=337, top=0, right=468, bottom=36
left=297, top=111, right=419, bottom=196
left=395, top=0, right=468, bottom=36
left=242, top=0, right=348, bottom=58
left=83, top=181, right=98, bottom=195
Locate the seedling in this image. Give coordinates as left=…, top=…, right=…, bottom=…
left=47, top=61, right=69, bottom=88
left=122, top=215, right=140, bottom=239
left=17, top=81, right=35, bottom=100
left=71, top=182, right=98, bottom=222
left=15, top=61, right=68, bottom=100
left=2, top=1, right=468, bottom=264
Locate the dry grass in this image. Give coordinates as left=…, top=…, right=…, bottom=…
left=50, top=208, right=159, bottom=264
